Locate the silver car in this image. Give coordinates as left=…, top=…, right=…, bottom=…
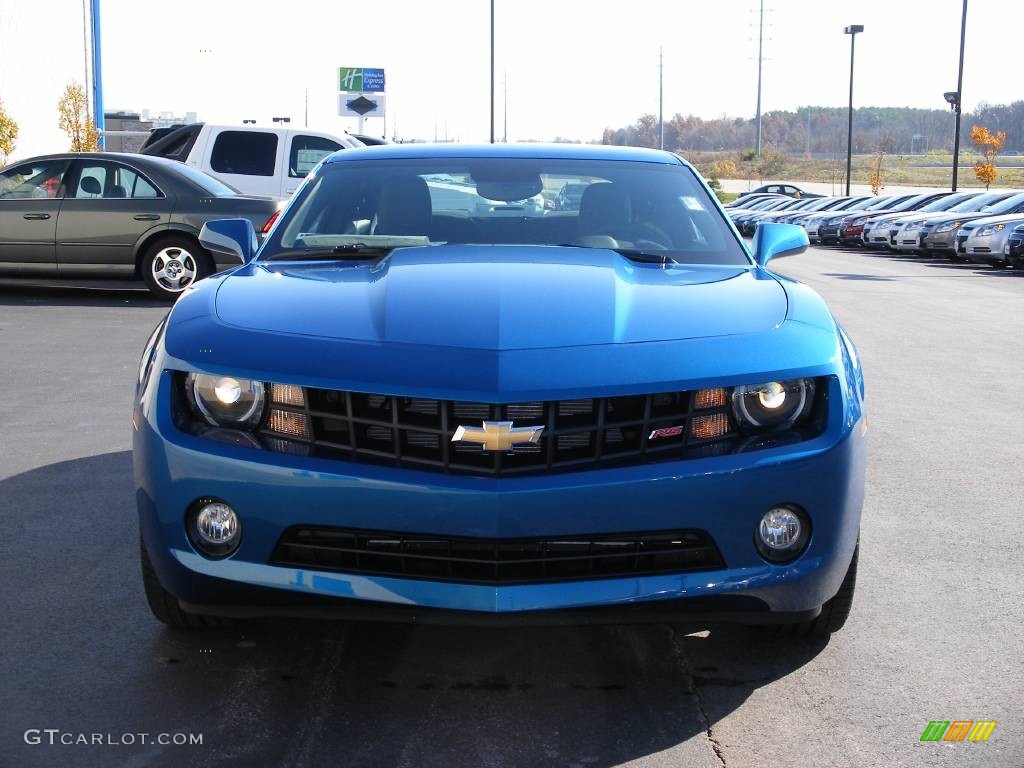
left=955, top=213, right=1024, bottom=267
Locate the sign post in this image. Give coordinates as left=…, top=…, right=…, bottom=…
left=338, top=67, right=386, bottom=135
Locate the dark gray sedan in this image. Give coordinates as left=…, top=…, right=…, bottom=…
left=0, top=153, right=280, bottom=299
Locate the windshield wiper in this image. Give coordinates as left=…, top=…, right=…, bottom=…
left=262, top=244, right=392, bottom=262
left=556, top=244, right=681, bottom=265
left=610, top=248, right=681, bottom=265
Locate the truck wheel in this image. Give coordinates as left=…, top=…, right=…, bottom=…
left=141, top=235, right=210, bottom=301
left=140, top=537, right=231, bottom=629
left=759, top=543, right=858, bottom=638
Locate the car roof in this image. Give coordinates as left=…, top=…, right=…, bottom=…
left=4, top=152, right=187, bottom=172
left=321, top=143, right=687, bottom=166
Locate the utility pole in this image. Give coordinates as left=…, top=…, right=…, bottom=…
left=304, top=89, right=308, bottom=127
left=503, top=71, right=508, bottom=143
left=951, top=0, right=968, bottom=191
left=754, top=0, right=764, bottom=156
left=658, top=47, right=664, bottom=150
left=805, top=108, right=811, bottom=158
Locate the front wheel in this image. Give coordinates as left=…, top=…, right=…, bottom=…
left=759, top=543, right=858, bottom=638
left=141, top=236, right=210, bottom=301
left=140, top=537, right=231, bottom=629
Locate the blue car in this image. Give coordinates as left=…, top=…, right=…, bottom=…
left=133, top=144, right=866, bottom=635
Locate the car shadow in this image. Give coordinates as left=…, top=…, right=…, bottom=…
left=823, top=248, right=1023, bottom=276
left=0, top=283, right=168, bottom=308
left=1, top=452, right=829, bottom=768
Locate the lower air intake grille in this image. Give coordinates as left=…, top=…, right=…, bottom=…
left=271, top=527, right=725, bottom=585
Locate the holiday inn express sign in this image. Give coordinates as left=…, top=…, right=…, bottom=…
left=338, top=68, right=386, bottom=93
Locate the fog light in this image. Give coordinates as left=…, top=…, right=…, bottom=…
left=755, top=505, right=809, bottom=563
left=188, top=500, right=241, bottom=558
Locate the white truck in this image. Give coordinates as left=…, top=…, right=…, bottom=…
left=139, top=124, right=363, bottom=199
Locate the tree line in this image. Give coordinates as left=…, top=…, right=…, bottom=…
left=602, top=102, right=1024, bottom=155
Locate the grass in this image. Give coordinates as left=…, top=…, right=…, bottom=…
left=689, top=151, right=1024, bottom=190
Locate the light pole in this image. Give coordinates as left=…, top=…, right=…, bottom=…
left=658, top=46, right=664, bottom=150
left=843, top=25, right=864, bottom=195
left=272, top=117, right=291, bottom=125
left=754, top=0, right=764, bottom=156
left=489, top=0, right=495, bottom=144
left=949, top=0, right=968, bottom=191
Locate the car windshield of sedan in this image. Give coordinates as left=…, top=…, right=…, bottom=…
left=262, top=158, right=750, bottom=265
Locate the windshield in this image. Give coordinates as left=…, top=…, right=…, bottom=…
left=262, top=157, right=750, bottom=265
left=918, top=193, right=972, bottom=212
left=985, top=192, right=1024, bottom=214
left=948, top=192, right=1010, bottom=212
left=863, top=196, right=896, bottom=210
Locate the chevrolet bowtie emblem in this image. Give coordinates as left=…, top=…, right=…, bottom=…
left=451, top=421, right=545, bottom=452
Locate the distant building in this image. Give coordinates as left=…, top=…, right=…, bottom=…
left=103, top=111, right=153, bottom=153
left=140, top=110, right=198, bottom=128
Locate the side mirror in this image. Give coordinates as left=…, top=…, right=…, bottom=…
left=199, top=218, right=259, bottom=264
left=752, top=222, right=809, bottom=267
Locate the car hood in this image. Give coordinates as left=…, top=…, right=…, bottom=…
left=212, top=245, right=785, bottom=351
left=920, top=211, right=995, bottom=226
left=958, top=214, right=1024, bottom=231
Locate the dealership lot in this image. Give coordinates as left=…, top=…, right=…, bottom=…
left=0, top=249, right=1021, bottom=768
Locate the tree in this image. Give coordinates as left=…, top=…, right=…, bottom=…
left=754, top=149, right=788, bottom=181
left=970, top=124, right=1005, bottom=190
left=868, top=134, right=894, bottom=195
left=57, top=81, right=99, bottom=152
left=0, top=100, right=17, bottom=163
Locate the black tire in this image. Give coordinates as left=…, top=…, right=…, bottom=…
left=140, top=537, right=231, bottom=629
left=140, top=235, right=211, bottom=302
left=759, top=543, right=858, bottom=638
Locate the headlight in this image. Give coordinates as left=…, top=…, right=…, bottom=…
left=732, top=379, right=815, bottom=431
left=977, top=223, right=1004, bottom=236
left=936, top=221, right=960, bottom=233
left=188, top=373, right=265, bottom=427
left=905, top=222, right=920, bottom=232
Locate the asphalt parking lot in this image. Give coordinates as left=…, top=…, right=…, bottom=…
left=1, top=249, right=1021, bottom=768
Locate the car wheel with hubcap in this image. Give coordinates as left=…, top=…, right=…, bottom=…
left=142, top=236, right=210, bottom=301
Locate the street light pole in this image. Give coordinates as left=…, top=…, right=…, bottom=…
left=951, top=0, right=968, bottom=191
left=843, top=25, right=864, bottom=196
left=489, top=0, right=495, bottom=144
left=754, top=0, right=764, bottom=157
left=658, top=46, right=664, bottom=150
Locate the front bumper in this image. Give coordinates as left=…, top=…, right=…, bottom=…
left=960, top=233, right=1009, bottom=264
left=134, top=369, right=866, bottom=622
left=894, top=229, right=924, bottom=252
left=921, top=228, right=958, bottom=254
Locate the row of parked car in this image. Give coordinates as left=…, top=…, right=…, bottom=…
left=725, top=189, right=1024, bottom=269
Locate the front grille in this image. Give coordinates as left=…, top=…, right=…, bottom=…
left=260, top=386, right=744, bottom=476
left=271, top=527, right=724, bottom=584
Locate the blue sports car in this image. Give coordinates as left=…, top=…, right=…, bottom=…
left=133, top=144, right=866, bottom=635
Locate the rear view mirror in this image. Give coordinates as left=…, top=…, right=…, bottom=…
left=752, top=223, right=809, bottom=267
left=199, top=219, right=258, bottom=264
